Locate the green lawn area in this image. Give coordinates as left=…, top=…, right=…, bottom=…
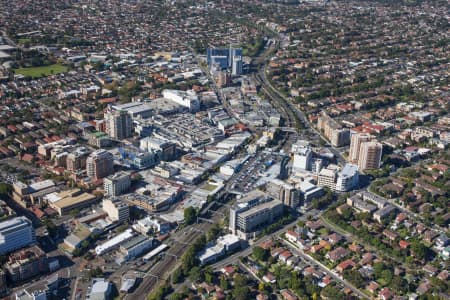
left=202, top=183, right=218, bottom=192
left=14, top=64, right=68, bottom=78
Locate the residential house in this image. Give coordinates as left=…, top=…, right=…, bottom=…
left=326, top=247, right=349, bottom=262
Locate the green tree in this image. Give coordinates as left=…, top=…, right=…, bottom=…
left=207, top=223, right=221, bottom=242
left=171, top=267, right=183, bottom=284
left=373, top=262, right=386, bottom=279
left=391, top=276, right=407, bottom=293
left=184, top=207, right=197, bottom=225
left=43, top=219, right=58, bottom=237
left=88, top=266, right=103, bottom=278
left=220, top=276, right=230, bottom=290
left=233, top=274, right=250, bottom=300
left=189, top=266, right=203, bottom=283
left=253, top=246, right=269, bottom=261
left=204, top=266, right=214, bottom=284
left=411, top=241, right=430, bottom=260
left=343, top=269, right=365, bottom=288
left=148, top=283, right=172, bottom=300
left=169, top=293, right=184, bottom=300
left=0, top=183, right=12, bottom=196
left=321, top=285, right=346, bottom=300
left=81, top=240, right=90, bottom=249
left=181, top=248, right=197, bottom=275
left=381, top=269, right=393, bottom=285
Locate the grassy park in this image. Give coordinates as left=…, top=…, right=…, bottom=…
left=14, top=63, right=68, bottom=78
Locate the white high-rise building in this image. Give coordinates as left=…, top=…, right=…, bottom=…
left=336, top=164, right=359, bottom=192
left=86, top=149, right=114, bottom=180
left=105, top=109, right=133, bottom=140
left=358, top=141, right=383, bottom=172
left=291, top=140, right=312, bottom=172
left=103, top=171, right=131, bottom=196
left=311, top=158, right=323, bottom=174
left=231, top=55, right=243, bottom=76
left=349, top=133, right=372, bottom=164
left=293, top=147, right=312, bottom=171
left=0, top=217, right=35, bottom=255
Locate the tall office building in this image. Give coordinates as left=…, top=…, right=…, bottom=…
left=86, top=149, right=114, bottom=180
left=103, top=171, right=131, bottom=196
left=291, top=140, right=312, bottom=171
left=207, top=47, right=243, bottom=69
left=229, top=190, right=284, bottom=240
left=105, top=109, right=133, bottom=140
left=231, top=55, right=243, bottom=76
left=102, top=197, right=130, bottom=223
left=349, top=133, right=372, bottom=164
left=266, top=179, right=300, bottom=208
left=0, top=217, right=36, bottom=255
left=358, top=141, right=383, bottom=172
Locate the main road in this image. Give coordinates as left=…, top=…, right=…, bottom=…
left=252, top=36, right=347, bottom=165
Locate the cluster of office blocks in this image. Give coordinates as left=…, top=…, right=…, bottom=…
left=0, top=216, right=60, bottom=288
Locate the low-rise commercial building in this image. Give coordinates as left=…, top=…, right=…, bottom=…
left=133, top=216, right=171, bottom=234
left=12, top=180, right=57, bottom=207
left=198, top=234, right=241, bottom=265
left=119, top=235, right=155, bottom=261
left=139, top=137, right=176, bottom=161
left=46, top=189, right=97, bottom=216
left=95, top=229, right=134, bottom=255
left=162, top=89, right=200, bottom=112
left=63, top=224, right=93, bottom=252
